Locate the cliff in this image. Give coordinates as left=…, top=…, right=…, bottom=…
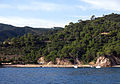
left=38, top=57, right=73, bottom=65
left=95, top=56, right=111, bottom=67
left=94, top=55, right=120, bottom=67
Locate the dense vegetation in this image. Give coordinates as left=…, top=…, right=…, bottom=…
left=0, top=13, right=120, bottom=64
left=0, top=23, right=63, bottom=41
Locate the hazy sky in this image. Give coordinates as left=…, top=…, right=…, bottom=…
left=0, top=0, right=119, bottom=28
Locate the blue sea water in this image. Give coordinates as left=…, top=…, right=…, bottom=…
left=0, top=67, right=120, bottom=84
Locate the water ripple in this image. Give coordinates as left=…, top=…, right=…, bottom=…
left=0, top=67, right=120, bottom=84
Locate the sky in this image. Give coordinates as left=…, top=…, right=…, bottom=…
left=0, top=0, right=120, bottom=28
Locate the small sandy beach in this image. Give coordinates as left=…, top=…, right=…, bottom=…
left=112, top=65, right=120, bottom=67
left=1, top=64, right=120, bottom=68
left=1, top=64, right=91, bottom=68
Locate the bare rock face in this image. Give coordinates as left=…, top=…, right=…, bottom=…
left=55, top=58, right=72, bottom=65
left=76, top=58, right=82, bottom=65
left=37, top=57, right=72, bottom=65
left=47, top=61, right=53, bottom=65
left=37, top=57, right=46, bottom=64
left=108, top=55, right=120, bottom=65
left=56, top=58, right=61, bottom=65
left=89, top=61, right=95, bottom=65
left=95, top=56, right=111, bottom=67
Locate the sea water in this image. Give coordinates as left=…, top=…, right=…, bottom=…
left=0, top=67, right=120, bottom=84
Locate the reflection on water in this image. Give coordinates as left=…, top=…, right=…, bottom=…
left=0, top=67, right=120, bottom=84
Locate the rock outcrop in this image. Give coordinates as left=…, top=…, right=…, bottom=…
left=47, top=61, right=53, bottom=65
left=95, top=55, right=120, bottom=67
left=108, top=55, right=120, bottom=65
left=38, top=55, right=120, bottom=67
left=95, top=56, right=111, bottom=67
left=75, top=58, right=82, bottom=65
left=38, top=57, right=72, bottom=65
left=55, top=58, right=72, bottom=65
left=89, top=61, right=95, bottom=65
left=37, top=57, right=46, bottom=64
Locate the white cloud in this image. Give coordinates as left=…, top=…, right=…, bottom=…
left=0, top=1, right=88, bottom=12
left=76, top=5, right=87, bottom=11
left=17, top=2, right=73, bottom=11
left=69, top=15, right=90, bottom=20
left=0, top=4, right=12, bottom=8
left=0, top=1, right=73, bottom=11
left=0, top=16, right=66, bottom=28
left=17, top=2, right=58, bottom=11
left=81, top=0, right=120, bottom=11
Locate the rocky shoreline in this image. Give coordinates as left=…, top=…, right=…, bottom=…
left=1, top=64, right=120, bottom=68
left=1, top=55, right=120, bottom=68
left=1, top=64, right=91, bottom=68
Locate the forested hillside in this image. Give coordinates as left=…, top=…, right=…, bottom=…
left=0, top=13, right=120, bottom=64
left=0, top=23, right=63, bottom=41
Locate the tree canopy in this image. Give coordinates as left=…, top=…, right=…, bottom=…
left=0, top=13, right=120, bottom=64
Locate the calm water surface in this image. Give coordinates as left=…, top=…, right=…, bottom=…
left=0, top=67, right=120, bottom=84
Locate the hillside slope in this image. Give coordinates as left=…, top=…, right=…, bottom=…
left=0, top=13, right=120, bottom=65
left=0, top=23, right=63, bottom=41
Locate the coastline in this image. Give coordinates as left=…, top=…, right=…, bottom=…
left=1, top=64, right=120, bottom=68
left=112, top=65, right=120, bottom=67
left=1, top=64, right=91, bottom=68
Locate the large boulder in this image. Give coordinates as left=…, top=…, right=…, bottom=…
left=37, top=57, right=46, bottom=64
left=95, top=56, right=111, bottom=67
